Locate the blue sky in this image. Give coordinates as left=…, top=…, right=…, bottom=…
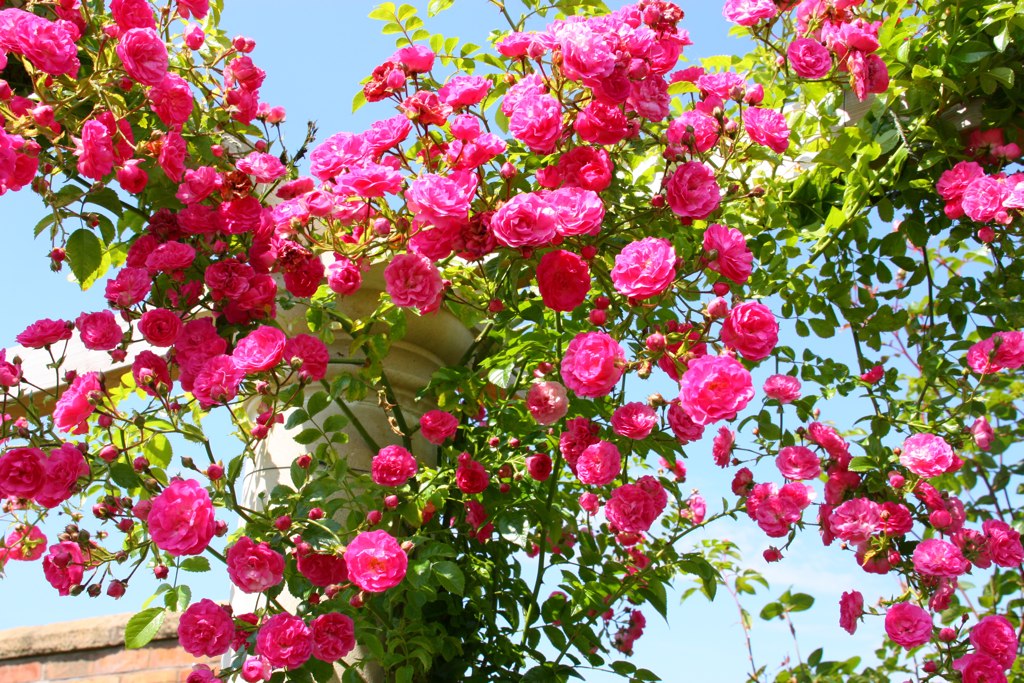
left=0, top=2, right=901, bottom=681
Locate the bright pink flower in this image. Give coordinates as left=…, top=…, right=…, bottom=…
left=178, top=599, right=234, bottom=657
left=967, top=331, right=1024, bottom=374
left=283, top=334, right=329, bottom=382
left=158, top=129, right=187, bottom=182
left=4, top=525, right=46, bottom=561
left=438, top=75, right=491, bottom=108
left=720, top=301, right=778, bottom=361
left=237, top=151, right=286, bottom=183
left=344, top=529, right=408, bottom=592
left=75, top=119, right=114, bottom=180
left=913, top=538, right=969, bottom=578
left=712, top=427, right=735, bottom=466
left=53, top=372, right=101, bottom=433
left=311, top=613, right=355, bottom=663
left=666, top=162, right=721, bottom=219
left=971, top=417, right=994, bottom=450
left=611, top=238, right=676, bottom=301
left=807, top=422, right=851, bottom=463
left=667, top=110, right=719, bottom=154
left=177, top=0, right=210, bottom=19
left=787, top=38, right=832, bottom=78
left=232, top=326, right=286, bottom=374
left=138, top=309, right=182, bottom=347
left=17, top=318, right=72, bottom=348
left=878, top=502, right=913, bottom=536
left=763, top=374, right=801, bottom=402
left=884, top=602, right=932, bottom=649
left=546, top=187, right=605, bottom=237
left=117, top=159, right=148, bottom=193
left=309, top=131, right=368, bottom=181
left=549, top=146, right=612, bottom=192
left=900, top=432, right=955, bottom=478
left=575, top=440, right=622, bottom=486
left=3, top=9, right=80, bottom=77
left=491, top=192, right=559, bottom=248
left=399, top=90, right=452, bottom=126
left=611, top=402, right=658, bottom=440
left=953, top=653, right=1010, bottom=683
left=829, top=497, right=880, bottom=544
left=703, top=223, right=753, bottom=284
left=116, top=28, right=168, bottom=86
left=560, top=332, right=625, bottom=398
left=35, top=443, right=88, bottom=508
left=42, top=541, right=85, bottom=596
left=526, top=453, right=552, bottom=481
left=393, top=43, right=434, bottom=72
left=0, top=447, right=46, bottom=499
left=559, top=417, right=600, bottom=472
left=776, top=445, right=821, bottom=480
left=372, top=445, right=418, bottom=487
left=723, top=0, right=777, bottom=24
left=970, top=615, right=1017, bottom=669
left=132, top=350, right=171, bottom=396
left=745, top=482, right=813, bottom=537
left=983, top=519, right=1024, bottom=567
left=326, top=257, right=362, bottom=296
left=456, top=455, right=490, bottom=494
left=743, top=108, right=789, bottom=153
left=605, top=476, right=667, bottom=533
left=192, top=355, right=244, bottom=408
left=508, top=94, right=563, bottom=153
left=149, top=73, right=193, bottom=126
left=227, top=537, right=285, bottom=593
left=296, top=550, right=347, bottom=587
left=75, top=311, right=121, bottom=351
left=384, top=252, right=443, bottom=313
left=420, top=410, right=458, bottom=444
left=147, top=479, right=216, bottom=556
left=145, top=242, right=195, bottom=273
left=667, top=403, right=705, bottom=443
left=537, top=249, right=590, bottom=312
left=839, top=590, right=864, bottom=634
left=256, top=614, right=313, bottom=670
left=526, top=382, right=569, bottom=425
left=678, top=355, right=754, bottom=425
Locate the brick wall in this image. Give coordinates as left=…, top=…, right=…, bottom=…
left=0, top=613, right=218, bottom=683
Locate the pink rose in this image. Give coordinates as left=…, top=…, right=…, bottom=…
left=745, top=482, right=813, bottom=537
left=138, top=309, right=182, bottom=347
left=720, top=301, right=779, bottom=361
left=491, top=192, right=559, bottom=248
left=0, top=348, right=20, bottom=387
left=75, top=310, right=122, bottom=351
left=75, top=119, right=114, bottom=180
left=149, top=73, right=194, bottom=126
left=722, top=0, right=777, bottom=25
left=106, top=267, right=152, bottom=307
left=4, top=525, right=47, bottom=562
left=575, top=440, right=622, bottom=486
left=611, top=238, right=676, bottom=301
left=111, top=0, right=156, bottom=31
left=456, top=454, right=490, bottom=494
left=550, top=146, right=612, bottom=192
left=405, top=171, right=475, bottom=230
left=611, top=402, right=658, bottom=440
left=703, top=223, right=753, bottom=284
left=884, top=602, right=932, bottom=649
left=913, top=538, right=969, bottom=578
left=116, top=28, right=168, bottom=86
left=537, top=250, right=590, bottom=312
left=53, top=371, right=102, bottom=433
left=326, top=257, right=363, bottom=296
left=16, top=317, right=72, bottom=348
left=178, top=599, right=234, bottom=657
left=4, top=9, right=80, bottom=77
left=384, top=252, right=443, bottom=313
left=42, top=541, right=85, bottom=596
left=787, top=38, right=832, bottom=79
left=970, top=615, right=1017, bottom=669
left=560, top=332, right=625, bottom=398
left=546, top=187, right=605, bottom=237
left=35, top=443, right=88, bottom=508
left=508, top=94, right=563, bottom=153
left=232, top=326, right=286, bottom=374
left=666, top=162, right=721, bottom=219
left=283, top=334, right=330, bottom=382
left=527, top=382, right=569, bottom=425
left=605, top=476, right=667, bottom=533
left=829, top=497, right=880, bottom=543
left=667, top=403, right=705, bottom=443
left=344, top=529, right=408, bottom=592
left=227, top=536, right=285, bottom=593
left=713, top=426, right=735, bottom=466
left=296, top=550, right=348, bottom=587
left=132, top=350, right=172, bottom=396
left=775, top=445, right=821, bottom=481
left=574, top=100, right=632, bottom=146
left=192, top=355, right=245, bottom=408
left=526, top=453, right=552, bottom=481
left=256, top=613, right=313, bottom=670
left=763, top=374, right=801, bottom=403
left=667, top=110, right=720, bottom=154
left=0, top=446, right=46, bottom=499
left=953, top=653, right=1010, bottom=683
left=678, top=355, right=754, bottom=425
left=967, top=331, right=1024, bottom=374
left=147, top=479, right=216, bottom=556
left=983, top=520, right=1024, bottom=567
left=419, top=410, right=458, bottom=445
left=311, top=613, right=356, bottom=663
left=438, top=75, right=491, bottom=108
left=900, top=432, right=955, bottom=478
left=839, top=590, right=864, bottom=634
left=371, top=445, right=418, bottom=487
left=743, top=107, right=789, bottom=153
left=237, top=151, right=286, bottom=183
left=971, top=416, right=994, bottom=450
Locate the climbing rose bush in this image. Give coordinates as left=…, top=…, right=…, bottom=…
left=0, top=0, right=1022, bottom=682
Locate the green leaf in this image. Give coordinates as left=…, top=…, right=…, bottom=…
left=368, top=3, right=396, bottom=21
left=125, top=608, right=165, bottom=649
left=433, top=560, right=465, bottom=595
left=143, top=434, right=172, bottom=469
left=428, top=0, right=454, bottom=15
left=787, top=592, right=815, bottom=612
left=179, top=557, right=210, bottom=573
left=109, top=462, right=141, bottom=489
left=66, top=228, right=103, bottom=290
left=760, top=601, right=784, bottom=620
left=294, top=428, right=322, bottom=445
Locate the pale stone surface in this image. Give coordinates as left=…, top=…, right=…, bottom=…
left=0, top=612, right=181, bottom=660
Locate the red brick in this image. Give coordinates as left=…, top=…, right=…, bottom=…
left=0, top=660, right=41, bottom=683
left=145, top=644, right=208, bottom=669
left=122, top=669, right=186, bottom=683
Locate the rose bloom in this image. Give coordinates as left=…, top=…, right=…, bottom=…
left=953, top=653, right=1010, bottom=683
left=983, top=519, right=1024, bottom=567
left=722, top=0, right=777, bottom=25
left=900, top=432, right=955, bottom=478
left=966, top=331, right=1024, bottom=374
left=4, top=525, right=46, bottom=562
left=116, top=27, right=169, bottom=86
left=536, top=249, right=591, bottom=312
left=42, top=541, right=85, bottom=596
left=703, top=223, right=753, bottom=284
left=743, top=107, right=790, bottom=153
left=526, top=381, right=569, bottom=425
left=53, top=371, right=102, bottom=433
left=371, top=445, right=418, bottom=487
left=178, top=599, right=234, bottom=657
left=0, top=446, right=47, bottom=499
left=720, top=301, right=779, bottom=361
left=344, top=529, right=408, bottom=592
left=232, top=325, right=286, bottom=374
left=227, top=536, right=285, bottom=593
left=712, top=427, right=735, bottom=466
left=575, top=440, right=622, bottom=486
left=828, top=497, right=880, bottom=544
left=133, top=350, right=172, bottom=396
left=296, top=550, right=348, bottom=587
left=560, top=332, right=625, bottom=398
left=16, top=317, right=72, bottom=348
left=913, top=538, right=969, bottom=578
left=559, top=416, right=600, bottom=471
left=665, top=161, right=721, bottom=219
left=490, top=192, right=559, bottom=248
left=763, top=374, right=801, bottom=403
left=283, top=334, right=330, bottom=382
left=839, top=590, right=864, bottom=635
left=787, top=38, right=832, bottom=78
left=611, top=402, right=658, bottom=440
left=526, top=453, right=552, bottom=481
left=311, top=612, right=356, bottom=663
left=419, top=410, right=458, bottom=444
left=678, top=355, right=754, bottom=425
left=667, top=403, right=705, bottom=443
left=147, top=479, right=216, bottom=556
left=456, top=455, right=490, bottom=494
left=384, top=252, right=443, bottom=313
left=256, top=613, right=313, bottom=670
left=884, top=602, right=933, bottom=649
left=35, top=443, right=89, bottom=508
left=667, top=110, right=719, bottom=154
left=611, top=238, right=676, bottom=301
left=970, top=615, right=1017, bottom=669
left=327, top=257, right=363, bottom=296
left=137, top=309, right=182, bottom=347
left=775, top=445, right=821, bottom=481
left=971, top=416, right=994, bottom=450
left=76, top=310, right=122, bottom=351
left=605, top=476, right=668, bottom=533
